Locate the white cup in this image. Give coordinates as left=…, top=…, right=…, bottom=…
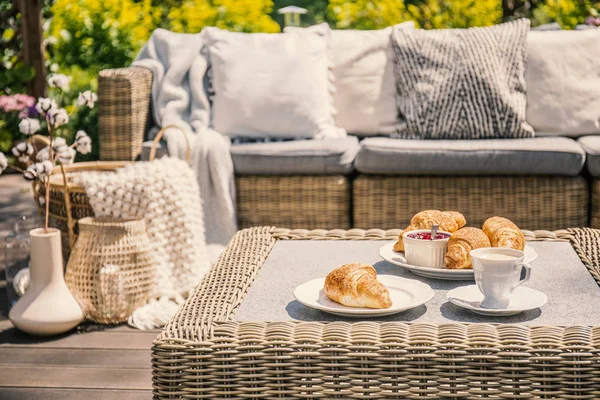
left=470, top=248, right=532, bottom=309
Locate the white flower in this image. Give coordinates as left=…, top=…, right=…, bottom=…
left=36, top=147, right=49, bottom=162
left=78, top=91, right=97, bottom=109
left=76, top=130, right=87, bottom=140
left=35, top=97, right=57, bottom=115
left=11, top=142, right=34, bottom=164
left=57, top=147, right=76, bottom=165
left=75, top=130, right=92, bottom=154
left=18, top=118, right=41, bottom=135
left=47, top=74, right=70, bottom=91
left=23, top=165, right=37, bottom=181
left=52, top=137, right=69, bottom=154
left=35, top=161, right=54, bottom=179
left=0, top=153, right=8, bottom=175
left=24, top=162, right=53, bottom=181
left=48, top=108, right=69, bottom=128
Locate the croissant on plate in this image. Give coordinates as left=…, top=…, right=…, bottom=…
left=445, top=227, right=491, bottom=269
left=482, top=216, right=525, bottom=251
left=324, top=263, right=392, bottom=309
left=393, top=210, right=466, bottom=252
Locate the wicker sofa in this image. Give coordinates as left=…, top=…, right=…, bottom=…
left=97, top=66, right=597, bottom=231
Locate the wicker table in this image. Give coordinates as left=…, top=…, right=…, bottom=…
left=153, top=227, right=600, bottom=399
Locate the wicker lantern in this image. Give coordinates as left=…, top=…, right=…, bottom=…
left=65, top=217, right=156, bottom=323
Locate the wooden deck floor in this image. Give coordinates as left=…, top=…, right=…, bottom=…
left=0, top=320, right=156, bottom=399
left=0, top=174, right=155, bottom=399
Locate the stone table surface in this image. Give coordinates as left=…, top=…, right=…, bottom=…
left=234, top=240, right=599, bottom=325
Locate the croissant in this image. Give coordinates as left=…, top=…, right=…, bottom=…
left=482, top=217, right=525, bottom=251
left=324, top=263, right=392, bottom=309
left=393, top=224, right=417, bottom=252
left=443, top=211, right=467, bottom=229
left=393, top=210, right=465, bottom=252
left=445, top=227, right=491, bottom=269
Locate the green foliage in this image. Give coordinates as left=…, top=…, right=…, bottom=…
left=49, top=0, right=160, bottom=72
left=0, top=62, right=35, bottom=95
left=168, top=0, right=280, bottom=33
left=327, top=0, right=502, bottom=29
left=54, top=66, right=99, bottom=162
left=407, top=0, right=502, bottom=28
left=533, top=0, right=600, bottom=28
left=328, top=0, right=411, bottom=29
left=0, top=113, right=21, bottom=153
left=1, top=0, right=33, bottom=95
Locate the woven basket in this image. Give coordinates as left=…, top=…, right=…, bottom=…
left=64, top=217, right=156, bottom=323
left=34, top=125, right=190, bottom=259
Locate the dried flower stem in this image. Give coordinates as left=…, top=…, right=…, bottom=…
left=45, top=116, right=54, bottom=233
left=5, top=165, right=26, bottom=174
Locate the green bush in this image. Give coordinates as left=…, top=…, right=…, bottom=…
left=407, top=0, right=502, bottom=29
left=52, top=66, right=99, bottom=162
left=168, top=0, right=280, bottom=33
left=533, top=0, right=600, bottom=28
left=328, top=0, right=411, bottom=29
left=49, top=0, right=159, bottom=72
left=1, top=0, right=36, bottom=95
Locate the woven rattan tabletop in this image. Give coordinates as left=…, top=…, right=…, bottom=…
left=153, top=227, right=600, bottom=400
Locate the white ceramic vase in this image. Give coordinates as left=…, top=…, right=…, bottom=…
left=9, top=228, right=84, bottom=336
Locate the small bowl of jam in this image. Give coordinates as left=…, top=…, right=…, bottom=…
left=402, top=229, right=451, bottom=269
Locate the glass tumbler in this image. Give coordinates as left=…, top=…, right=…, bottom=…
left=5, top=214, right=39, bottom=308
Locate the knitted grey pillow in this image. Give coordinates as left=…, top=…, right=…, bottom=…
left=391, top=19, right=534, bottom=139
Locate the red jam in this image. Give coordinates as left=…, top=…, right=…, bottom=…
left=406, top=232, right=451, bottom=240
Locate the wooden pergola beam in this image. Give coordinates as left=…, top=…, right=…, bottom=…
left=18, top=0, right=45, bottom=98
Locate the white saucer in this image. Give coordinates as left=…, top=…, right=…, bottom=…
left=293, top=275, right=434, bottom=317
left=447, top=285, right=547, bottom=316
left=379, top=242, right=538, bottom=281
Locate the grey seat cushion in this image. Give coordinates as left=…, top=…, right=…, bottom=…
left=141, top=140, right=167, bottom=161
left=578, top=136, right=600, bottom=177
left=231, top=137, right=360, bottom=175
left=355, top=137, right=585, bottom=176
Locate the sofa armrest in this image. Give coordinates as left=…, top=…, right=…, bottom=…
left=98, top=66, right=153, bottom=161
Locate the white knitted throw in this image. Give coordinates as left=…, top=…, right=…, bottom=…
left=79, top=157, right=210, bottom=329
left=133, top=29, right=238, bottom=249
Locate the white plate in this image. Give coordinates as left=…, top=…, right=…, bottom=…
left=293, top=275, right=434, bottom=317
left=379, top=242, right=538, bottom=281
left=447, top=285, right=547, bottom=316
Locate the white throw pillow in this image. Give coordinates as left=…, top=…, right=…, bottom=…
left=527, top=28, right=600, bottom=136
left=286, top=22, right=414, bottom=136
left=202, top=27, right=345, bottom=139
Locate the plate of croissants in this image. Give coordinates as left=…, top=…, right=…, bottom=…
left=379, top=211, right=538, bottom=280
left=293, top=263, right=435, bottom=317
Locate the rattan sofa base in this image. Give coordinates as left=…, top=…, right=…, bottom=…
left=236, top=175, right=351, bottom=230
left=353, top=175, right=589, bottom=231
left=152, top=226, right=600, bottom=399
left=591, top=180, right=600, bottom=229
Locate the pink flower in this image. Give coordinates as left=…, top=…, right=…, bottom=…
left=0, top=94, right=36, bottom=113
left=0, top=96, right=19, bottom=112
left=585, top=16, right=600, bottom=26
left=13, top=94, right=35, bottom=107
